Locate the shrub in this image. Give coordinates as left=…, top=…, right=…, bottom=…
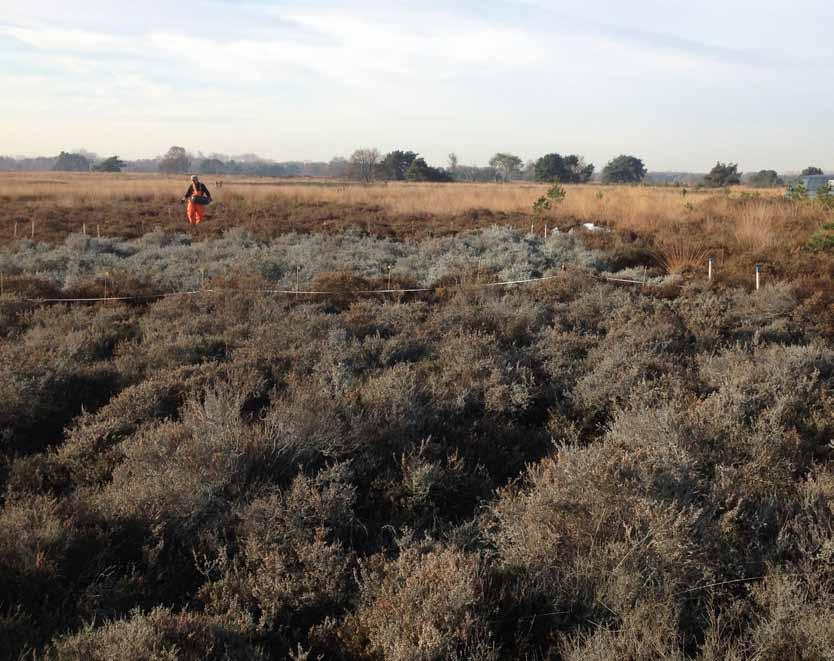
left=356, top=544, right=485, bottom=661
left=197, top=465, right=357, bottom=650
left=44, top=607, right=265, bottom=661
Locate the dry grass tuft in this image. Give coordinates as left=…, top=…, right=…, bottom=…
left=654, top=238, right=710, bottom=274
left=733, top=201, right=780, bottom=252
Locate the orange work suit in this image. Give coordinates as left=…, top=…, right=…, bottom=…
left=187, top=196, right=205, bottom=225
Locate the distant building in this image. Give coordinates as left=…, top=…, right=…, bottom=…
left=800, top=174, right=834, bottom=197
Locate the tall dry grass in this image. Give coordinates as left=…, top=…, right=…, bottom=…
left=733, top=201, right=780, bottom=252
left=0, top=172, right=782, bottom=218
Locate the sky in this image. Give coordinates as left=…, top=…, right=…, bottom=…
left=1, top=0, right=833, bottom=172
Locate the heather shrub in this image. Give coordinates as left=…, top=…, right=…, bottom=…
left=44, top=607, right=265, bottom=661
left=533, top=327, right=596, bottom=408
left=56, top=363, right=223, bottom=487
left=94, top=377, right=261, bottom=540
left=572, top=302, right=695, bottom=422
left=727, top=282, right=800, bottom=342
left=355, top=543, right=486, bottom=661
left=358, top=363, right=426, bottom=439
left=0, top=225, right=832, bottom=659
left=1, top=226, right=607, bottom=293
left=0, top=295, right=36, bottom=338
left=113, top=295, right=245, bottom=379
left=424, top=330, right=536, bottom=418
left=0, top=495, right=76, bottom=653
left=5, top=452, right=71, bottom=498
left=558, top=602, right=686, bottom=661
left=197, top=465, right=357, bottom=650
left=744, top=574, right=834, bottom=660
left=0, top=304, right=134, bottom=453
left=564, top=284, right=634, bottom=334
left=0, top=496, right=70, bottom=592
left=674, top=286, right=736, bottom=349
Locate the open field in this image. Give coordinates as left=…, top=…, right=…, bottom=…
left=0, top=171, right=786, bottom=217
left=1, top=173, right=834, bottom=659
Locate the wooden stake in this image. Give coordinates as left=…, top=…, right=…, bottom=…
left=708, top=256, right=714, bottom=281
left=13, top=222, right=17, bottom=239
left=31, top=220, right=35, bottom=239
left=82, top=223, right=86, bottom=236
left=755, top=264, right=761, bottom=290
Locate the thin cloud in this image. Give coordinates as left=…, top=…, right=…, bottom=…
left=2, top=1, right=834, bottom=169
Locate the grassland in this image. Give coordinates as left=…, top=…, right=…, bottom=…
left=1, top=172, right=833, bottom=660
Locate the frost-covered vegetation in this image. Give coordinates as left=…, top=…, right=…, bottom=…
left=0, top=227, right=833, bottom=660
left=0, top=227, right=604, bottom=292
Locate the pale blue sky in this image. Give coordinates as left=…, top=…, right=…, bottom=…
left=1, top=0, right=833, bottom=171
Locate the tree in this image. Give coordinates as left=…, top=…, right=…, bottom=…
left=535, top=153, right=565, bottom=182
left=158, top=146, right=191, bottom=174
left=53, top=151, right=90, bottom=172
left=92, top=156, right=126, bottom=172
left=405, top=157, right=431, bottom=182
left=404, top=157, right=452, bottom=182
left=447, top=153, right=459, bottom=175
left=198, top=158, right=226, bottom=175
left=563, top=155, right=595, bottom=183
left=377, top=150, right=418, bottom=181
left=534, top=153, right=594, bottom=183
left=601, top=155, right=647, bottom=184
left=748, top=169, right=782, bottom=188
left=489, top=153, right=523, bottom=182
left=704, top=162, right=741, bottom=187
left=329, top=157, right=350, bottom=178
left=802, top=166, right=824, bottom=176
left=349, top=148, right=380, bottom=183
left=787, top=181, right=808, bottom=200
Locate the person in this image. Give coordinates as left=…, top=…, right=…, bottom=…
left=182, top=175, right=212, bottom=225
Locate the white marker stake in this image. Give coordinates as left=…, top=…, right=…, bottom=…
left=755, top=264, right=761, bottom=290
left=708, top=256, right=714, bottom=281
left=544, top=223, right=548, bottom=239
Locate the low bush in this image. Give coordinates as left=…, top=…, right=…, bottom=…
left=44, top=607, right=265, bottom=661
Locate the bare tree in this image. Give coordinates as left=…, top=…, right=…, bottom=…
left=349, top=148, right=380, bottom=183
left=448, top=153, right=459, bottom=174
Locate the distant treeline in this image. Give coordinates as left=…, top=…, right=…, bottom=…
left=0, top=148, right=822, bottom=187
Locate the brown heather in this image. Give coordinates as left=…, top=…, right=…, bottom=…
left=0, top=174, right=832, bottom=659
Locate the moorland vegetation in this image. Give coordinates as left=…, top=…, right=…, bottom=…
left=0, top=173, right=833, bottom=659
